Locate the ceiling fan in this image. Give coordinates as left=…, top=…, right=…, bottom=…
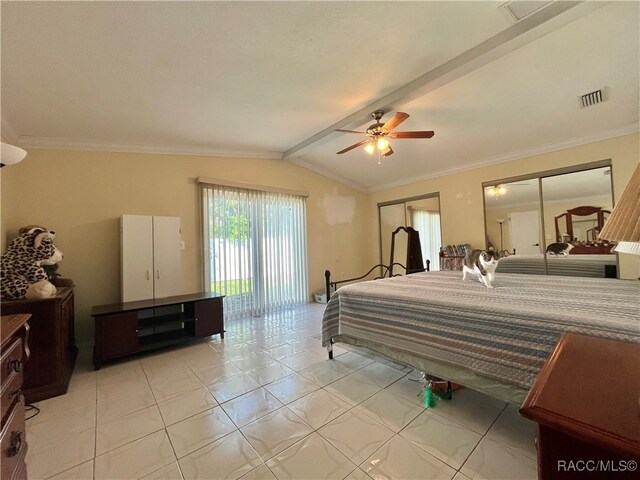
left=485, top=182, right=530, bottom=197
left=335, top=110, right=434, bottom=164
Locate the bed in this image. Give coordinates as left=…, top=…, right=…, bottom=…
left=321, top=271, right=639, bottom=404
left=495, top=253, right=617, bottom=278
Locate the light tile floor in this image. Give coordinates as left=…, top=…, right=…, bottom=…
left=25, top=303, right=538, bottom=480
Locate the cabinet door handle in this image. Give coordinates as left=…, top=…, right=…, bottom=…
left=8, top=359, right=22, bottom=373
left=156, top=270, right=160, bottom=279
left=8, top=431, right=22, bottom=457
left=146, top=270, right=150, bottom=280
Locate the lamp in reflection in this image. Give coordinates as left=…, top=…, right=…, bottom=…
left=496, top=218, right=505, bottom=252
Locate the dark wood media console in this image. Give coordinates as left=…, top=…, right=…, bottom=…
left=92, top=292, right=225, bottom=369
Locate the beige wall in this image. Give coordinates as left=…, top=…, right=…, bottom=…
left=368, top=133, right=640, bottom=279
left=1, top=149, right=372, bottom=342
left=2, top=133, right=638, bottom=343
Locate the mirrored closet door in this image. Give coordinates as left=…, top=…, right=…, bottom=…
left=379, top=193, right=442, bottom=272
left=483, top=161, right=617, bottom=277
left=484, top=179, right=542, bottom=256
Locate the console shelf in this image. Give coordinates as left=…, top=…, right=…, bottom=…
left=92, top=292, right=224, bottom=369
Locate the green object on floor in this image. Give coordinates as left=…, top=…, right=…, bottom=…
left=424, top=385, right=436, bottom=408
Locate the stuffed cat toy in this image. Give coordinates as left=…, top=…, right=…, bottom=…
left=462, top=249, right=500, bottom=288
left=1, top=227, right=64, bottom=301
left=545, top=242, right=574, bottom=256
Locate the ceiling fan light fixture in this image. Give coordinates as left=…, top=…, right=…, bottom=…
left=364, top=142, right=375, bottom=155
left=486, top=185, right=507, bottom=197
left=336, top=111, right=433, bottom=163
left=377, top=137, right=390, bottom=151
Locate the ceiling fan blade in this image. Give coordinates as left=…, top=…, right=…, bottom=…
left=383, top=112, right=410, bottom=132
left=337, top=139, right=370, bottom=154
left=335, top=129, right=366, bottom=135
left=383, top=147, right=394, bottom=157
left=389, top=131, right=435, bottom=139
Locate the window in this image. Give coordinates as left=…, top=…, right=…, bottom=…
left=201, top=183, right=308, bottom=318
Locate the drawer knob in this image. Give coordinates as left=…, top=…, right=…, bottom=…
left=7, top=359, right=22, bottom=373
left=8, top=431, right=22, bottom=457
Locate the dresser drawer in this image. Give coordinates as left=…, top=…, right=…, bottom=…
left=1, top=398, right=27, bottom=480
left=1, top=370, right=23, bottom=426
left=1, top=339, right=23, bottom=386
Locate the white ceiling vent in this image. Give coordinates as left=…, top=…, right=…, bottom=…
left=501, top=1, right=554, bottom=22
left=579, top=88, right=607, bottom=108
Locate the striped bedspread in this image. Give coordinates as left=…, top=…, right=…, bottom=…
left=321, top=271, right=639, bottom=390
left=496, top=254, right=616, bottom=278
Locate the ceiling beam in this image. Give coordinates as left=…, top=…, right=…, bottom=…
left=283, top=0, right=603, bottom=159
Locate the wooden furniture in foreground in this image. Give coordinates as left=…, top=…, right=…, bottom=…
left=92, top=292, right=225, bottom=369
left=1, top=314, right=31, bottom=480
left=520, top=333, right=640, bottom=480
left=1, top=288, right=76, bottom=403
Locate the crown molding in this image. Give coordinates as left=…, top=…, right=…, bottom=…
left=1, top=117, right=18, bottom=144
left=289, top=158, right=367, bottom=192
left=366, top=124, right=640, bottom=193
left=15, top=136, right=284, bottom=160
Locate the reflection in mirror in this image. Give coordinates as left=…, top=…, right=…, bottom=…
left=390, top=227, right=408, bottom=275
left=380, top=203, right=406, bottom=271
left=378, top=194, right=441, bottom=273
left=542, top=167, right=616, bottom=277
left=484, top=179, right=542, bottom=255
left=406, top=197, right=441, bottom=271
left=485, top=164, right=617, bottom=278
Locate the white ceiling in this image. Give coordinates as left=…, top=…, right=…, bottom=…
left=2, top=1, right=638, bottom=191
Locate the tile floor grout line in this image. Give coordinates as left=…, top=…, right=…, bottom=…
left=455, top=400, right=510, bottom=475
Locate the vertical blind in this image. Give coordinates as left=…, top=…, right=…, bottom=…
left=411, top=209, right=441, bottom=271
left=201, top=183, right=308, bottom=318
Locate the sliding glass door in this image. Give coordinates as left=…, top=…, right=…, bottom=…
left=202, top=184, right=308, bottom=318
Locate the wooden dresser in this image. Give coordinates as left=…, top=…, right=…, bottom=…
left=1, top=288, right=77, bottom=402
left=520, top=334, right=640, bottom=480
left=1, top=314, right=31, bottom=480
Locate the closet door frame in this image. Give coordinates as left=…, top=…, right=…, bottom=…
left=482, top=159, right=615, bottom=275
left=377, top=192, right=441, bottom=273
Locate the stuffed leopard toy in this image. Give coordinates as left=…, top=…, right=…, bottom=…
left=1, top=227, right=64, bottom=301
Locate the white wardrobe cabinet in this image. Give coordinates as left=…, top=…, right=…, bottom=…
left=120, top=215, right=181, bottom=302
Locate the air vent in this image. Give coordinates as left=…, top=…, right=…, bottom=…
left=501, top=1, right=553, bottom=21
left=579, top=88, right=606, bottom=108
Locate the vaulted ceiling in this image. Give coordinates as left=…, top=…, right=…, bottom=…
left=2, top=1, right=638, bottom=191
